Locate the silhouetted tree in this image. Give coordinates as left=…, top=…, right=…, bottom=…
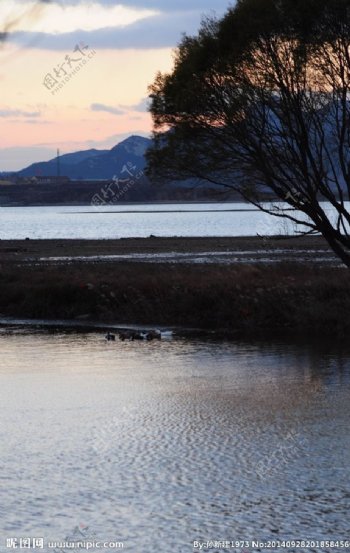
left=147, top=0, right=350, bottom=266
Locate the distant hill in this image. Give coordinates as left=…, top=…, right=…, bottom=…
left=0, top=134, right=243, bottom=205
left=18, top=136, right=151, bottom=180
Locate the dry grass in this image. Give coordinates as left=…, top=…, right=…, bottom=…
left=0, top=262, right=349, bottom=338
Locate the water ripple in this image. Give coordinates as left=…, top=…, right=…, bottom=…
left=0, top=333, right=349, bottom=551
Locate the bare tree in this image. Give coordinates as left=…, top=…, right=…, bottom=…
left=147, top=0, right=350, bottom=266
left=0, top=0, right=55, bottom=61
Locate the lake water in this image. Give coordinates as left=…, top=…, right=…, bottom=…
left=0, top=329, right=349, bottom=552
left=0, top=204, right=301, bottom=240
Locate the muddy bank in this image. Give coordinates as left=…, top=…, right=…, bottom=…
left=0, top=246, right=348, bottom=339
left=0, top=235, right=339, bottom=266
left=0, top=235, right=333, bottom=258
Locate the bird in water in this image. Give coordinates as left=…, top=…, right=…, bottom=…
left=119, top=330, right=161, bottom=341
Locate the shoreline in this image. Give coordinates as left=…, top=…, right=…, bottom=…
left=0, top=234, right=335, bottom=258
left=0, top=235, right=348, bottom=341
left=0, top=235, right=340, bottom=268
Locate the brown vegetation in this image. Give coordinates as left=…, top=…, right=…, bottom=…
left=0, top=261, right=349, bottom=339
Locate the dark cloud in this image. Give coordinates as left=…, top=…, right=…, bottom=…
left=0, top=109, right=41, bottom=117
left=52, top=0, right=231, bottom=13
left=8, top=7, right=229, bottom=50
left=121, top=97, right=150, bottom=112
left=91, top=103, right=124, bottom=115
left=24, top=119, right=50, bottom=124
left=10, top=13, right=197, bottom=50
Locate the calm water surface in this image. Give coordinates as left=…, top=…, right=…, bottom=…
left=0, top=202, right=345, bottom=240
left=0, top=204, right=297, bottom=239
left=0, top=330, right=349, bottom=552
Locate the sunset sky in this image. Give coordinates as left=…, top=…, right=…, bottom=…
left=0, top=0, right=230, bottom=170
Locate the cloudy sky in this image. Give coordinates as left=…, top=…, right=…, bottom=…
left=0, top=0, right=231, bottom=170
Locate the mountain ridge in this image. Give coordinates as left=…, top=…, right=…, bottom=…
left=17, top=135, right=152, bottom=180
